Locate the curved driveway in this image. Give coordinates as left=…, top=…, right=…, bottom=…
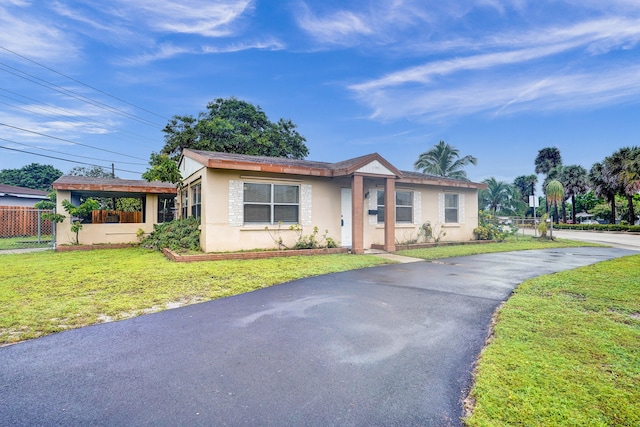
left=0, top=246, right=635, bottom=426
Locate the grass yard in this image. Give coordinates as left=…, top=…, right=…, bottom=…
left=465, top=254, right=640, bottom=426
left=397, top=235, right=600, bottom=260
left=0, top=235, right=53, bottom=250
left=0, top=248, right=389, bottom=344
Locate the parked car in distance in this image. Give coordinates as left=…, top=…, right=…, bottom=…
left=581, top=220, right=599, bottom=225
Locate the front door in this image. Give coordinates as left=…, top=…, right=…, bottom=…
left=340, top=188, right=352, bottom=247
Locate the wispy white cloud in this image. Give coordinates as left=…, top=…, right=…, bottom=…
left=202, top=39, right=286, bottom=54
left=295, top=4, right=373, bottom=45
left=349, top=13, right=640, bottom=122
left=113, top=0, right=253, bottom=37
left=122, top=44, right=198, bottom=66
left=358, top=64, right=640, bottom=122
left=0, top=3, right=78, bottom=61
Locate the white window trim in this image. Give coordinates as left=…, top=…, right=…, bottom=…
left=230, top=180, right=310, bottom=226
left=439, top=192, right=465, bottom=225
left=376, top=189, right=414, bottom=225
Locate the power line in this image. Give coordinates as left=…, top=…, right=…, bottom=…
left=0, top=137, right=147, bottom=166
left=0, top=88, right=160, bottom=147
left=0, top=122, right=148, bottom=161
left=0, top=44, right=168, bottom=122
left=0, top=62, right=163, bottom=128
left=0, top=145, right=144, bottom=175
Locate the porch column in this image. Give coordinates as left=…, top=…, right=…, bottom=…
left=351, top=174, right=364, bottom=254
left=383, top=177, right=396, bottom=252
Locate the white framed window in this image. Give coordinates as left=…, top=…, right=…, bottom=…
left=191, top=183, right=202, bottom=220
left=243, top=183, right=299, bottom=224
left=377, top=190, right=413, bottom=224
left=181, top=188, right=188, bottom=219
left=445, top=193, right=459, bottom=223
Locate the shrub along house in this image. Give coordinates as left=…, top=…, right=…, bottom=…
left=178, top=149, right=485, bottom=254
left=52, top=176, right=177, bottom=246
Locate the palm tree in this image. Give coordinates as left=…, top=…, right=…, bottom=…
left=546, top=179, right=564, bottom=224
left=479, top=178, right=511, bottom=213
left=534, top=147, right=563, bottom=176
left=604, top=147, right=640, bottom=224
left=535, top=147, right=562, bottom=214
left=559, top=165, right=589, bottom=223
left=414, top=140, right=477, bottom=180
left=589, top=162, right=617, bottom=224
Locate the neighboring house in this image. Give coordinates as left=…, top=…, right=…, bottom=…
left=0, top=184, right=48, bottom=207
left=52, top=176, right=177, bottom=246
left=179, top=149, right=486, bottom=254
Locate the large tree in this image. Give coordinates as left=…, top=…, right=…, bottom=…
left=513, top=174, right=538, bottom=215
left=479, top=177, right=511, bottom=213
left=0, top=163, right=63, bottom=191
left=546, top=179, right=564, bottom=224
left=142, top=153, right=181, bottom=184
left=535, top=147, right=563, bottom=214
left=589, top=162, right=617, bottom=224
left=414, top=140, right=477, bottom=180
left=603, top=147, right=640, bottom=224
left=159, top=97, right=309, bottom=161
left=68, top=166, right=113, bottom=178
left=559, top=164, right=589, bottom=223
left=534, top=147, right=562, bottom=176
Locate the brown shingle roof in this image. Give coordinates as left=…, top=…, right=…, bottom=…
left=0, top=184, right=48, bottom=197
left=183, top=150, right=404, bottom=178
left=181, top=149, right=486, bottom=189
left=52, top=176, right=177, bottom=194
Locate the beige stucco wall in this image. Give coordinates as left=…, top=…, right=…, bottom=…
left=183, top=168, right=346, bottom=252
left=55, top=190, right=160, bottom=246
left=362, top=183, right=479, bottom=248
left=180, top=169, right=480, bottom=253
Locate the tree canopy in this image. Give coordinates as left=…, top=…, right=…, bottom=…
left=0, top=163, right=63, bottom=191
left=142, top=153, right=182, bottom=184
left=68, top=166, right=114, bottom=178
left=534, top=147, right=562, bottom=176
left=159, top=97, right=309, bottom=161
left=479, top=178, right=511, bottom=213
left=414, top=140, right=477, bottom=180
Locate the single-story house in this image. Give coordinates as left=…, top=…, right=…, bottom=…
left=0, top=184, right=48, bottom=207
left=179, top=149, right=486, bottom=254
left=52, top=176, right=177, bottom=246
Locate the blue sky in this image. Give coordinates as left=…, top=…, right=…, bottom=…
left=1, top=1, right=639, bottom=185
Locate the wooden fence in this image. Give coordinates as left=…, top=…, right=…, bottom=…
left=0, top=206, right=53, bottom=237
left=91, top=210, right=143, bottom=224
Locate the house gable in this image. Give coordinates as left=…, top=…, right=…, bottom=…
left=179, top=156, right=206, bottom=180
left=355, top=160, right=395, bottom=176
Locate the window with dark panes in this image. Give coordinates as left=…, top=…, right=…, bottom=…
left=244, top=183, right=299, bottom=224
left=181, top=188, right=188, bottom=219
left=191, top=183, right=202, bottom=219
left=157, top=195, right=175, bottom=223
left=377, top=190, right=413, bottom=224
left=377, top=190, right=385, bottom=223
left=395, top=191, right=413, bottom=223
left=445, top=193, right=459, bottom=223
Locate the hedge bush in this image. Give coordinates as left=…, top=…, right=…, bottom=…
left=140, top=217, right=201, bottom=252
left=553, top=223, right=640, bottom=232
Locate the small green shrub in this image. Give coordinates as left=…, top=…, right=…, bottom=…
left=474, top=211, right=514, bottom=241
left=140, top=217, right=201, bottom=252
left=265, top=224, right=337, bottom=250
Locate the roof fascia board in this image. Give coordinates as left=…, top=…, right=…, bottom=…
left=53, top=183, right=177, bottom=194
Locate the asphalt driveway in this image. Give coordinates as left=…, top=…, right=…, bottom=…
left=0, top=247, right=635, bottom=426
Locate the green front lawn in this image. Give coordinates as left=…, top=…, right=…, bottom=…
left=0, top=235, right=53, bottom=250
left=0, top=249, right=389, bottom=344
left=465, top=254, right=640, bottom=426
